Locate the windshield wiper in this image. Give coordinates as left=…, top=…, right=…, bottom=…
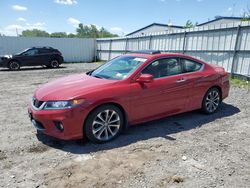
left=93, top=75, right=103, bottom=79
left=91, top=73, right=112, bottom=79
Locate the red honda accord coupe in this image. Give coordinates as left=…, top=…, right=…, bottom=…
left=28, top=51, right=230, bottom=143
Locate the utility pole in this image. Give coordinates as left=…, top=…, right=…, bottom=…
left=16, top=28, right=19, bottom=36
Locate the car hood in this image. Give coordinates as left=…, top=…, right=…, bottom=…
left=4, top=54, right=12, bottom=58
left=0, top=54, right=12, bottom=60
left=35, top=73, right=118, bottom=101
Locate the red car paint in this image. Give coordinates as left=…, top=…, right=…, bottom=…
left=28, top=53, right=230, bottom=140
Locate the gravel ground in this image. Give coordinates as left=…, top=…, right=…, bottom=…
left=0, top=63, right=249, bottom=188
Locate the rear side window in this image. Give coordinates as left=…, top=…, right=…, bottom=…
left=181, top=59, right=202, bottom=73
left=39, top=49, right=51, bottom=54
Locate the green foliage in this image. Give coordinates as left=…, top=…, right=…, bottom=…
left=67, top=33, right=76, bottom=38
left=241, top=7, right=250, bottom=21
left=241, top=16, right=249, bottom=22
left=50, top=32, right=68, bottom=38
left=76, top=24, right=118, bottom=38
left=230, top=77, right=250, bottom=88
left=21, top=29, right=50, bottom=37
left=99, top=27, right=119, bottom=38
left=185, top=20, right=194, bottom=28
left=21, top=24, right=118, bottom=38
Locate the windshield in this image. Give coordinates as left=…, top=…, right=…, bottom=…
left=91, top=56, right=147, bottom=80
left=15, top=48, right=29, bottom=55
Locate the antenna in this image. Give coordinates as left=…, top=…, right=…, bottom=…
left=232, top=3, right=236, bottom=17
left=16, top=28, right=19, bottom=36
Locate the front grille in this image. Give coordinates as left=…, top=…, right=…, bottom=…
left=33, top=98, right=44, bottom=109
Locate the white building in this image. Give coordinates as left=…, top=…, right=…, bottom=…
left=126, top=23, right=183, bottom=37
left=197, top=16, right=244, bottom=27
left=126, top=17, right=246, bottom=37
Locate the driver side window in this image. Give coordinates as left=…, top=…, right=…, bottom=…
left=141, top=58, right=182, bottom=78
left=23, top=49, right=38, bottom=56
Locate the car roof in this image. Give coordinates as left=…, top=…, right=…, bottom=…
left=125, top=52, right=206, bottom=64
left=125, top=52, right=190, bottom=59
left=31, top=46, right=55, bottom=50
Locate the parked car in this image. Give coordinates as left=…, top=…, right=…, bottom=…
left=0, top=46, right=64, bottom=70
left=28, top=50, right=230, bottom=143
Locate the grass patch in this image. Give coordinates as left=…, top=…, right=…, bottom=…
left=230, top=77, right=250, bottom=88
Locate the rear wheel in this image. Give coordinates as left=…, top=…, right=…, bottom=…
left=202, top=87, right=221, bottom=114
left=49, top=59, right=59, bottom=68
left=8, top=61, right=20, bottom=71
left=84, top=105, right=124, bottom=143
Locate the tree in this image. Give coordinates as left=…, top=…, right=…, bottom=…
left=241, top=11, right=249, bottom=22
left=241, top=5, right=250, bottom=21
left=67, top=33, right=76, bottom=38
left=185, top=20, right=194, bottom=28
left=50, top=32, right=68, bottom=38
left=242, top=16, right=249, bottom=22
left=20, top=24, right=118, bottom=38
left=99, top=27, right=118, bottom=38
left=21, top=29, right=50, bottom=37
left=76, top=24, right=118, bottom=38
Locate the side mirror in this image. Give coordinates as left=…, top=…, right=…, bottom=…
left=136, top=74, right=153, bottom=83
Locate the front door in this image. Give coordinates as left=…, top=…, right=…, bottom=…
left=19, top=49, right=40, bottom=66
left=129, top=57, right=191, bottom=123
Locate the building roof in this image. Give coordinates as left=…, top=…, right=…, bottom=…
left=126, top=23, right=184, bottom=36
left=197, top=16, right=244, bottom=26
left=126, top=17, right=245, bottom=36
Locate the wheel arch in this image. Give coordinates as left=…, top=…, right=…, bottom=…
left=8, top=59, right=21, bottom=67
left=50, top=57, right=60, bottom=63
left=202, top=85, right=222, bottom=109
left=82, top=102, right=129, bottom=137
left=208, top=85, right=222, bottom=102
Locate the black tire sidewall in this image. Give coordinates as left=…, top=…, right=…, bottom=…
left=202, top=87, right=220, bottom=114
left=84, top=105, right=124, bottom=143
left=50, top=59, right=59, bottom=68
left=9, top=61, right=20, bottom=71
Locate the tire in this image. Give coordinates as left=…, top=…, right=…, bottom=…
left=49, top=59, right=60, bottom=68
left=84, top=105, right=124, bottom=143
left=8, top=61, right=20, bottom=71
left=202, top=87, right=221, bottom=114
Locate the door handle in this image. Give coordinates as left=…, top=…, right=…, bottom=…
left=176, top=78, right=186, bottom=83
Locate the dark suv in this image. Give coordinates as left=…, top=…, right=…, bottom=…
left=0, top=47, right=64, bottom=70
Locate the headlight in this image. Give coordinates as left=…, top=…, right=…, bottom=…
left=43, top=99, right=85, bottom=110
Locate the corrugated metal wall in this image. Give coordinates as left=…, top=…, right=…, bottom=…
left=97, top=21, right=250, bottom=77
left=0, top=36, right=95, bottom=62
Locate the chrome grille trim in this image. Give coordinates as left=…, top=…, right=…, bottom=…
left=31, top=97, right=46, bottom=111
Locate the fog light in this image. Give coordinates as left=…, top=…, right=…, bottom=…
left=54, top=121, right=64, bottom=132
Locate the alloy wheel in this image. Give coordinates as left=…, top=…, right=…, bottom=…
left=205, top=89, right=220, bottom=113
left=9, top=61, right=20, bottom=70
left=92, top=109, right=121, bottom=141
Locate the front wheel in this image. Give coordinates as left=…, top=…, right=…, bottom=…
left=202, top=87, right=221, bottom=114
left=84, top=105, right=124, bottom=143
left=8, top=61, right=20, bottom=71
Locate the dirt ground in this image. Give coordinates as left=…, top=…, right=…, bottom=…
left=0, top=63, right=250, bottom=188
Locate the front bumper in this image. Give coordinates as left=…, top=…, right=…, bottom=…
left=222, top=80, right=230, bottom=100
left=0, top=60, right=8, bottom=68
left=28, top=105, right=88, bottom=140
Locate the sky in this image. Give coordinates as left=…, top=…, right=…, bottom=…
left=0, top=0, right=249, bottom=36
